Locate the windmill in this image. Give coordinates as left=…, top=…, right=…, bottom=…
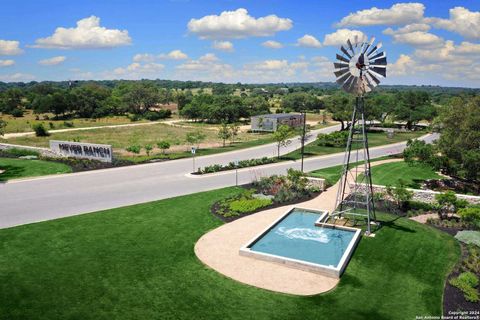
left=329, top=35, right=387, bottom=235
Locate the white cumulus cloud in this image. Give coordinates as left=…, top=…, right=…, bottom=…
left=133, top=53, right=156, bottom=63
left=158, top=49, right=189, bottom=60
left=0, top=59, right=15, bottom=67
left=425, top=7, right=480, bottom=40
left=456, top=41, right=480, bottom=54
left=323, top=29, right=366, bottom=46
left=187, top=8, right=292, bottom=39
left=383, top=23, right=431, bottom=35
left=0, top=40, right=23, bottom=55
left=105, top=62, right=164, bottom=80
left=246, top=59, right=289, bottom=70
left=296, top=35, right=322, bottom=48
left=212, top=40, right=234, bottom=52
left=388, top=31, right=444, bottom=48
left=262, top=40, right=283, bottom=49
left=336, top=3, right=425, bottom=27
left=32, top=16, right=132, bottom=49
left=39, top=56, right=66, bottom=66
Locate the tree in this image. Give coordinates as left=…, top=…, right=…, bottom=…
left=273, top=125, right=293, bottom=158
left=72, top=84, right=111, bottom=118
left=126, top=145, right=141, bottom=154
left=437, top=96, right=480, bottom=180
left=0, top=119, right=6, bottom=136
left=157, top=140, right=171, bottom=154
left=366, top=93, right=396, bottom=123
left=229, top=123, right=240, bottom=144
left=0, top=88, right=24, bottom=116
left=385, top=180, right=413, bottom=210
left=32, top=123, right=50, bottom=137
left=325, top=93, right=353, bottom=131
left=394, top=91, right=436, bottom=129
left=121, top=82, right=160, bottom=114
left=144, top=144, right=153, bottom=156
left=218, top=123, right=231, bottom=147
left=186, top=130, right=206, bottom=149
left=281, top=92, right=324, bottom=112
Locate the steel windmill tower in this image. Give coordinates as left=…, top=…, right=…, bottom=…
left=329, top=35, right=387, bottom=235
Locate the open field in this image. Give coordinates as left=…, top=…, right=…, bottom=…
left=0, top=187, right=459, bottom=319
left=0, top=158, right=72, bottom=181
left=1, top=123, right=270, bottom=153
left=0, top=111, right=151, bottom=133
left=284, top=131, right=426, bottom=160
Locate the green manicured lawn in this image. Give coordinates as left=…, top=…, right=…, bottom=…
left=364, top=161, right=443, bottom=188
left=0, top=187, right=459, bottom=319
left=309, top=156, right=391, bottom=186
left=284, top=131, right=426, bottom=160
left=0, top=158, right=72, bottom=181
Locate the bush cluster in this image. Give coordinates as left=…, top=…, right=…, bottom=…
left=214, top=169, right=320, bottom=218
left=316, top=130, right=349, bottom=148
left=197, top=157, right=277, bottom=174
left=32, top=123, right=50, bottom=137
left=216, top=189, right=273, bottom=218
left=449, top=272, right=479, bottom=303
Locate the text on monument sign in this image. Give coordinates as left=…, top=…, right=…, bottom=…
left=50, top=140, right=113, bottom=162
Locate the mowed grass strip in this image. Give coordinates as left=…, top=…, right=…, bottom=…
left=309, top=156, right=391, bottom=186
left=0, top=158, right=72, bottom=181
left=0, top=187, right=459, bottom=320
left=365, top=161, right=443, bottom=188
left=284, top=131, right=426, bottom=160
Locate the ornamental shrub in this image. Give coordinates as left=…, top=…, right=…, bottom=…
left=228, top=198, right=272, bottom=214
left=32, top=123, right=50, bottom=137
left=126, top=145, right=141, bottom=154
left=449, top=272, right=479, bottom=303
left=458, top=207, right=480, bottom=223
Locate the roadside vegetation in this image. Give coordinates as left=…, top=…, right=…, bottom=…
left=284, top=129, right=425, bottom=160
left=0, top=157, right=72, bottom=181
left=213, top=169, right=320, bottom=219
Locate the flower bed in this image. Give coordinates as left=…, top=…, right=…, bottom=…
left=211, top=169, right=321, bottom=222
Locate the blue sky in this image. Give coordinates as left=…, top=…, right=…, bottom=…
left=0, top=0, right=479, bottom=87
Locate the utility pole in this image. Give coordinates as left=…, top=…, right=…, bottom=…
left=300, top=111, right=307, bottom=172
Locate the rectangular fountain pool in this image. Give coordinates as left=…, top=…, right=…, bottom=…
left=240, top=208, right=361, bottom=278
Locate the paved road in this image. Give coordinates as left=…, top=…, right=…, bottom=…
left=0, top=126, right=437, bottom=229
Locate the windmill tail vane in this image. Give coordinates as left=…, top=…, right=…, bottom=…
left=325, top=35, right=387, bottom=235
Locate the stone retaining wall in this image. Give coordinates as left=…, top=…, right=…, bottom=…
left=351, top=183, right=480, bottom=205
left=307, top=177, right=327, bottom=191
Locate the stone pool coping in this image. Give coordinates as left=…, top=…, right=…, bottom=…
left=239, top=207, right=362, bottom=278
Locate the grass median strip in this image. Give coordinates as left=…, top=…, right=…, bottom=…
left=0, top=157, right=72, bottom=181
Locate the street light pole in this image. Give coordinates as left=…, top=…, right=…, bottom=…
left=300, top=111, right=307, bottom=172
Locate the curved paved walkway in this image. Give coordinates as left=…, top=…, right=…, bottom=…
left=195, top=158, right=402, bottom=295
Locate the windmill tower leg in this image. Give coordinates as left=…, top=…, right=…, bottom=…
left=332, top=96, right=376, bottom=235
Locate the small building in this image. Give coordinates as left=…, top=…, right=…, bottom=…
left=250, top=113, right=305, bottom=132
